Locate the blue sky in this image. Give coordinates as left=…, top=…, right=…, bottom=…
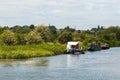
left=0, top=0, right=120, bottom=29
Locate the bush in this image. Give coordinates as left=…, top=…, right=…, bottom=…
left=0, top=30, right=17, bottom=45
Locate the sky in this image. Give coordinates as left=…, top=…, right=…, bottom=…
left=0, top=0, right=120, bottom=30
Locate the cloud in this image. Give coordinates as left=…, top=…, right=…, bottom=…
left=0, top=0, right=120, bottom=29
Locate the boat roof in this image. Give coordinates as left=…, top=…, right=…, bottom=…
left=67, top=41, right=79, bottom=46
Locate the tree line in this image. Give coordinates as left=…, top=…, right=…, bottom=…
left=0, top=24, right=120, bottom=47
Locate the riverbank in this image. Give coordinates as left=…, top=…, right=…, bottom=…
left=0, top=43, right=66, bottom=59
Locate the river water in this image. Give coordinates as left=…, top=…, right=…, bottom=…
left=0, top=47, right=120, bottom=80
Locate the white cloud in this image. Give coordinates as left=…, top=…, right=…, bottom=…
left=0, top=0, right=120, bottom=29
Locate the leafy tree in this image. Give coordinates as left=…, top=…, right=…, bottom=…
left=72, top=32, right=86, bottom=41
left=16, top=34, right=27, bottom=45
left=0, top=30, right=17, bottom=45
left=30, top=24, right=35, bottom=29
left=10, top=25, right=22, bottom=33
left=115, top=27, right=120, bottom=40
left=91, top=28, right=98, bottom=32
left=48, top=25, right=57, bottom=34
left=100, top=26, right=118, bottom=40
left=48, top=25, right=57, bottom=41
left=0, top=26, right=3, bottom=34
left=63, top=26, right=75, bottom=32
left=34, top=24, right=51, bottom=42
left=57, top=31, right=73, bottom=42
left=26, top=31, right=43, bottom=44
left=22, top=25, right=31, bottom=33
left=11, top=25, right=31, bottom=34
left=3, top=26, right=9, bottom=30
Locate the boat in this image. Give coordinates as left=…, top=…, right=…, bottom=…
left=65, top=41, right=85, bottom=54
left=88, top=43, right=101, bottom=51
left=88, top=43, right=110, bottom=51
left=101, top=43, right=110, bottom=49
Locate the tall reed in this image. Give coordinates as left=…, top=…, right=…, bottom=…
left=0, top=43, right=66, bottom=59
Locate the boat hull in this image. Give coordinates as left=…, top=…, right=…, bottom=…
left=101, top=44, right=110, bottom=49
left=65, top=49, right=85, bottom=55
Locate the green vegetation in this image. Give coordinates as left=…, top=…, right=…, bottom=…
left=0, top=24, right=120, bottom=59
left=0, top=43, right=66, bottom=59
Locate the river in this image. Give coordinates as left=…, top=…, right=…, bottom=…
left=0, top=47, right=120, bottom=80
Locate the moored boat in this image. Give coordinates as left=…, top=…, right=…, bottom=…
left=65, top=41, right=85, bottom=54
left=101, top=43, right=110, bottom=49
left=88, top=44, right=101, bottom=51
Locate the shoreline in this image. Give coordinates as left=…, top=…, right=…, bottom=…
left=0, top=43, right=66, bottom=59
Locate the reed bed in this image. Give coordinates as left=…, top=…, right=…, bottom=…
left=0, top=43, right=66, bottom=59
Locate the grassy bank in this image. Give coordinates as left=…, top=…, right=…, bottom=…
left=0, top=43, right=66, bottom=59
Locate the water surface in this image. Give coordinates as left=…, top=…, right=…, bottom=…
left=0, top=47, right=120, bottom=80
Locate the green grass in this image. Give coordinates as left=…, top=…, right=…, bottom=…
left=0, top=43, right=66, bottom=59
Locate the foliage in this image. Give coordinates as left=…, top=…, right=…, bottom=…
left=10, top=25, right=32, bottom=34
left=34, top=24, right=51, bottom=42
left=72, top=32, right=86, bottom=41
left=0, top=25, right=119, bottom=47
left=63, top=26, right=75, bottom=32
left=80, top=39, right=89, bottom=51
left=57, top=31, right=73, bottom=42
left=48, top=25, right=57, bottom=41
left=0, top=43, right=66, bottom=59
left=48, top=25, right=57, bottom=34
left=0, top=30, right=17, bottom=45
left=26, top=31, right=43, bottom=44
left=16, top=34, right=27, bottom=45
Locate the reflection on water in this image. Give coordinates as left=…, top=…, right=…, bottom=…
left=21, top=58, right=49, bottom=67
left=67, top=55, right=80, bottom=68
left=0, top=59, right=14, bottom=67
left=0, top=55, right=82, bottom=68
left=0, top=58, right=49, bottom=67
left=34, top=59, right=48, bottom=66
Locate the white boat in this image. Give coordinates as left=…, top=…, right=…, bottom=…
left=65, top=41, right=84, bottom=54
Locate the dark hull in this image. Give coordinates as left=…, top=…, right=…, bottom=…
left=88, top=47, right=101, bottom=51
left=73, top=51, right=85, bottom=55
left=88, top=45, right=101, bottom=51
left=101, top=46, right=110, bottom=49
left=65, top=49, right=85, bottom=55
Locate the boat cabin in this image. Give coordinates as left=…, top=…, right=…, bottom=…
left=67, top=42, right=81, bottom=50
left=66, top=41, right=84, bottom=54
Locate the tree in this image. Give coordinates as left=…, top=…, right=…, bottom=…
left=57, top=31, right=73, bottom=43
left=63, top=26, right=75, bottom=32
left=29, top=24, right=35, bottom=29
left=22, top=25, right=31, bottom=33
left=116, top=29, right=120, bottom=40
left=0, top=26, right=4, bottom=34
left=73, top=32, right=86, bottom=41
left=10, top=25, right=22, bottom=33
left=11, top=25, right=31, bottom=34
left=48, top=25, right=57, bottom=34
left=100, top=26, right=118, bottom=40
left=0, top=30, right=17, bottom=45
left=48, top=25, right=57, bottom=41
left=16, top=33, right=27, bottom=45
left=26, top=31, right=43, bottom=44
left=34, top=24, right=51, bottom=42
